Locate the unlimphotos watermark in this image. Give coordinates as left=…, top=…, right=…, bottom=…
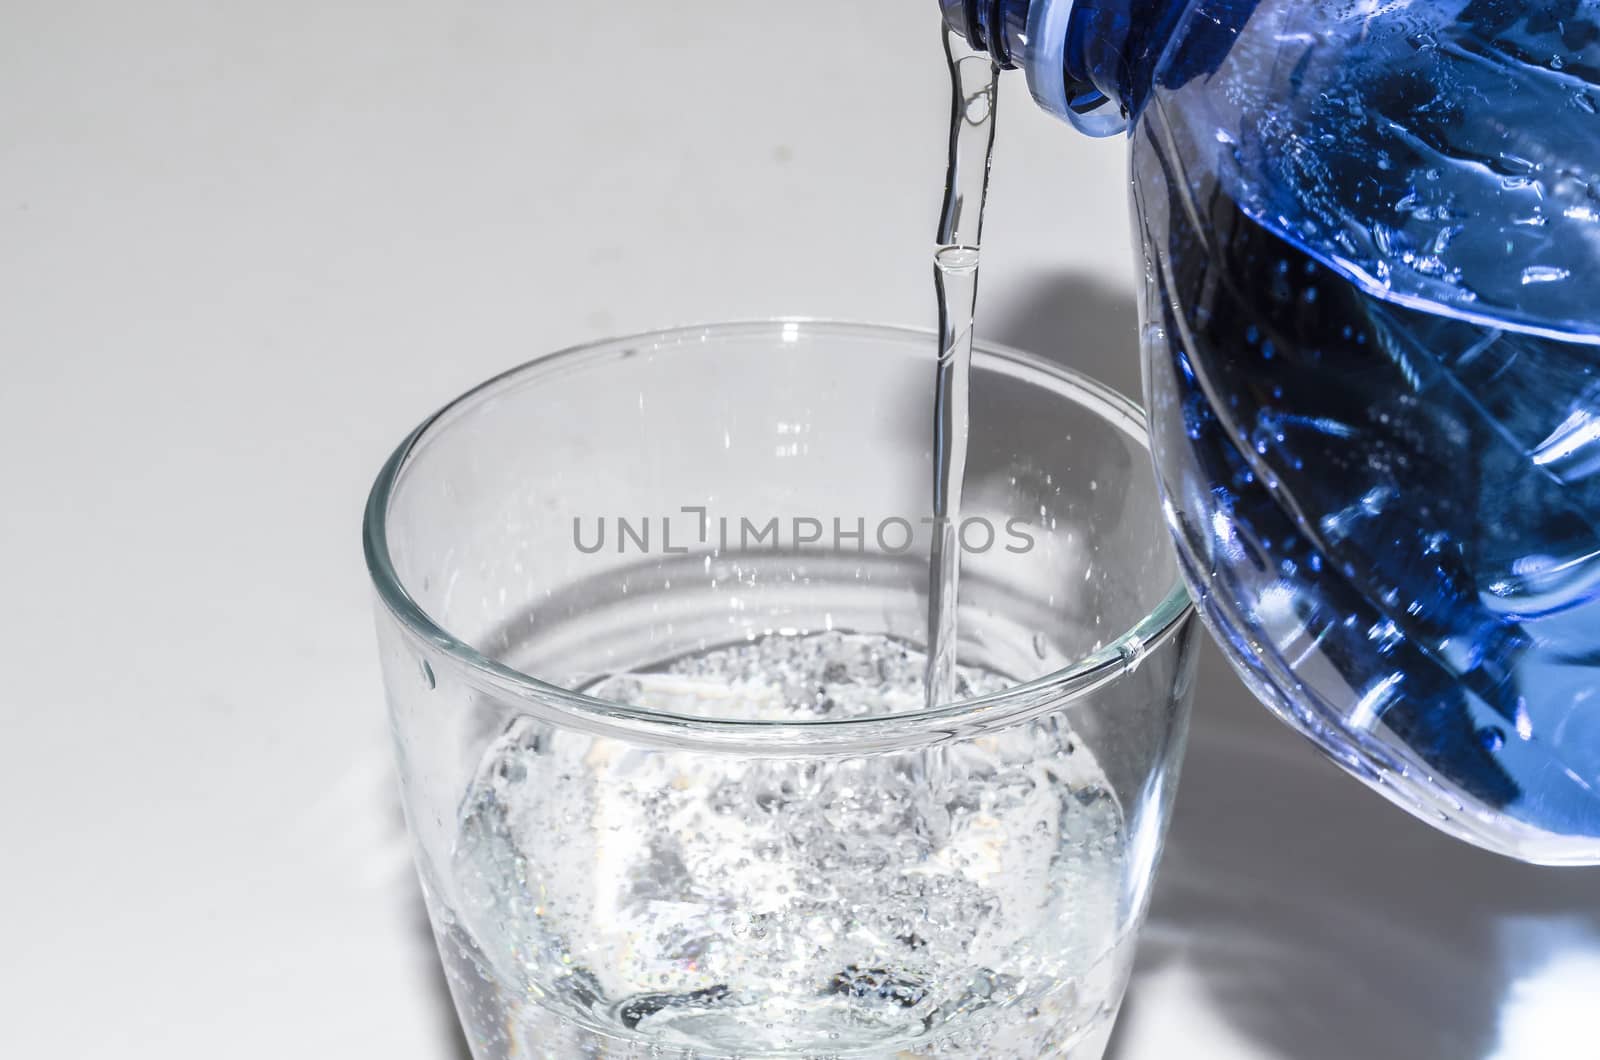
left=572, top=506, right=1036, bottom=556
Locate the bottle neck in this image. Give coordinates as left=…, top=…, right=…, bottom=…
left=941, top=0, right=1186, bottom=136
left=938, top=0, right=1032, bottom=69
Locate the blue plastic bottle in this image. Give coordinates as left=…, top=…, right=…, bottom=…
left=945, top=0, right=1600, bottom=863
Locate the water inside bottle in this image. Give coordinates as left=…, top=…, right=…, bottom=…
left=1131, top=0, right=1600, bottom=854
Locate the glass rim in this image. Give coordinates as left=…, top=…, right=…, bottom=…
left=363, top=319, right=1195, bottom=750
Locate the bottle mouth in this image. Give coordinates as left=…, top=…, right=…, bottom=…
left=939, top=0, right=1128, bottom=136
left=1022, top=0, right=1129, bottom=136
left=939, top=0, right=1021, bottom=67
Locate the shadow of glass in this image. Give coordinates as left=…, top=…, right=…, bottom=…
left=390, top=796, right=475, bottom=1060
left=413, top=897, right=476, bottom=1060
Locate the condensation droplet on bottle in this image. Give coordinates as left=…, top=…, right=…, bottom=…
left=420, top=659, right=436, bottom=690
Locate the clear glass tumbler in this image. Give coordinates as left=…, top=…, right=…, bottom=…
left=364, top=321, right=1197, bottom=1059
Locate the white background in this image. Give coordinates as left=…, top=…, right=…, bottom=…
left=4, top=1, right=1598, bottom=1057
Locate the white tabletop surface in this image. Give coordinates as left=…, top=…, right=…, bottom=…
left=5, top=2, right=1598, bottom=1057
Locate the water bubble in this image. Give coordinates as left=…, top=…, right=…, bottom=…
left=455, top=631, right=1130, bottom=1048
left=420, top=659, right=436, bottom=689
left=1521, top=265, right=1571, bottom=285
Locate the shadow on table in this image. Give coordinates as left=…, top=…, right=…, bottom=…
left=391, top=800, right=473, bottom=1060
left=984, top=273, right=1600, bottom=1060
left=981, top=267, right=1143, bottom=402
left=1102, top=621, right=1600, bottom=1060
left=414, top=901, right=475, bottom=1060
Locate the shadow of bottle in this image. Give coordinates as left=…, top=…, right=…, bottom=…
left=981, top=268, right=1146, bottom=404
left=1107, top=644, right=1600, bottom=1060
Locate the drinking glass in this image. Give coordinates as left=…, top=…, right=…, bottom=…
left=364, top=321, right=1197, bottom=1058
